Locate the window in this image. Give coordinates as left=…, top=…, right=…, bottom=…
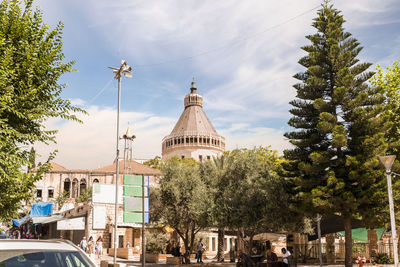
left=48, top=189, right=54, bottom=198
left=64, top=178, right=71, bottom=194
left=37, top=189, right=42, bottom=198
left=199, top=155, right=203, bottom=162
left=181, top=155, right=185, bottom=159
left=212, top=237, right=216, bottom=251
left=207, top=156, right=211, bottom=160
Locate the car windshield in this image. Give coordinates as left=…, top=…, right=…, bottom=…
left=0, top=250, right=94, bottom=267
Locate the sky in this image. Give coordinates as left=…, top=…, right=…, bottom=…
left=33, top=0, right=400, bottom=170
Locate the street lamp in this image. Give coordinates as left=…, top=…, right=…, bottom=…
left=109, top=60, right=132, bottom=265
left=378, top=155, right=398, bottom=267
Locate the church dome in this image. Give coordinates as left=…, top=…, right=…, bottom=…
left=162, top=81, right=225, bottom=161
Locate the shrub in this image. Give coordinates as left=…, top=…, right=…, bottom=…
left=145, top=231, right=167, bottom=254
left=375, top=253, right=393, bottom=264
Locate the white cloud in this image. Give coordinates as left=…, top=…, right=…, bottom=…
left=35, top=104, right=292, bottom=169
left=35, top=105, right=176, bottom=169
left=33, top=0, right=399, bottom=168
left=221, top=126, right=292, bottom=154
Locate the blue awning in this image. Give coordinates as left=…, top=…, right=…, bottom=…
left=30, top=202, right=53, bottom=217
left=12, top=215, right=29, bottom=227
left=12, top=202, right=53, bottom=227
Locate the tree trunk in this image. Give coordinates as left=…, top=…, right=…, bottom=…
left=344, top=217, right=352, bottom=267
left=183, top=238, right=191, bottom=264
left=217, top=228, right=225, bottom=262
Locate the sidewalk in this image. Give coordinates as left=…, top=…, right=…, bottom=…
left=93, top=255, right=395, bottom=267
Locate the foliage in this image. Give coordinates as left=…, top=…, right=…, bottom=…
left=144, top=156, right=162, bottom=170
left=154, top=156, right=211, bottom=261
left=283, top=3, right=387, bottom=267
left=76, top=187, right=92, bottom=203
left=201, top=147, right=294, bottom=253
left=371, top=61, right=400, bottom=224
left=55, top=190, right=69, bottom=210
left=145, top=231, right=168, bottom=254
left=375, top=253, right=393, bottom=264
left=0, top=0, right=85, bottom=222
left=371, top=61, right=400, bottom=155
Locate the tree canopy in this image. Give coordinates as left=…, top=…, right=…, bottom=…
left=201, top=147, right=294, bottom=253
left=153, top=157, right=211, bottom=263
left=0, top=0, right=85, bottom=221
left=284, top=3, right=387, bottom=266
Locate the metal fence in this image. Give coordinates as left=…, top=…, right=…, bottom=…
left=290, top=242, right=394, bottom=263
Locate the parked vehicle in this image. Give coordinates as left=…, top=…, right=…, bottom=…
left=0, top=239, right=96, bottom=266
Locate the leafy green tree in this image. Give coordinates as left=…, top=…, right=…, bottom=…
left=200, top=153, right=230, bottom=261
left=284, top=3, right=388, bottom=266
left=76, top=187, right=92, bottom=204
left=155, top=157, right=211, bottom=263
left=0, top=0, right=85, bottom=221
left=55, top=190, right=69, bottom=211
left=371, top=62, right=400, bottom=155
left=202, top=148, right=293, bottom=254
left=144, top=156, right=162, bottom=170
left=371, top=61, right=400, bottom=223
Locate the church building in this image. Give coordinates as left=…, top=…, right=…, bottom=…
left=162, top=81, right=225, bottom=161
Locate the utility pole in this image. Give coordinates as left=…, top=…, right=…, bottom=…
left=317, top=214, right=323, bottom=267
left=379, top=155, right=398, bottom=267
left=109, top=60, right=132, bottom=265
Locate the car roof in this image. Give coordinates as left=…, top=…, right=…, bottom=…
left=0, top=239, right=77, bottom=251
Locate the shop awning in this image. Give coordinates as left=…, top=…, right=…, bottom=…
left=31, top=215, right=64, bottom=224
left=12, top=215, right=29, bottom=227
left=30, top=202, right=53, bottom=217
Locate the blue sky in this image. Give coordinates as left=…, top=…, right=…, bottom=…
left=34, top=0, right=400, bottom=169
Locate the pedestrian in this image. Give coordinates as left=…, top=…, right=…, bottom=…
left=281, top=248, right=291, bottom=267
left=96, top=236, right=103, bottom=259
left=126, top=241, right=131, bottom=248
left=236, top=250, right=253, bottom=267
left=88, top=236, right=94, bottom=255
left=266, top=249, right=278, bottom=267
left=79, top=236, right=87, bottom=252
left=197, top=238, right=205, bottom=263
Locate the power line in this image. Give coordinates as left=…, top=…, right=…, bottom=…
left=135, top=5, right=320, bottom=68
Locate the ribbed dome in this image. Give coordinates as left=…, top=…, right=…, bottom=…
left=170, top=104, right=217, bottom=136
left=162, top=81, right=225, bottom=160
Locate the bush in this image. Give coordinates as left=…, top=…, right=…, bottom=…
left=375, top=253, right=393, bottom=264
left=145, top=231, right=167, bottom=254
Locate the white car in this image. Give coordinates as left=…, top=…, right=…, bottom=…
left=0, top=239, right=96, bottom=266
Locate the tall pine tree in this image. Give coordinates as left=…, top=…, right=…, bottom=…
left=284, top=3, right=387, bottom=266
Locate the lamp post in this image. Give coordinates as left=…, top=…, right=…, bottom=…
left=109, top=60, right=132, bottom=265
left=316, top=214, right=323, bottom=267
left=378, top=155, right=398, bottom=267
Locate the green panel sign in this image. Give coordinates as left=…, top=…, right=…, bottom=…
left=123, top=186, right=142, bottom=197
left=123, top=212, right=149, bottom=223
left=124, top=197, right=149, bottom=212
left=123, top=175, right=143, bottom=186
left=123, top=212, right=142, bottom=223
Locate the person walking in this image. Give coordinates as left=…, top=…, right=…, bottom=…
left=197, top=238, right=205, bottom=263
left=87, top=236, right=94, bottom=255
left=96, top=236, right=103, bottom=259
left=79, top=236, right=87, bottom=253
